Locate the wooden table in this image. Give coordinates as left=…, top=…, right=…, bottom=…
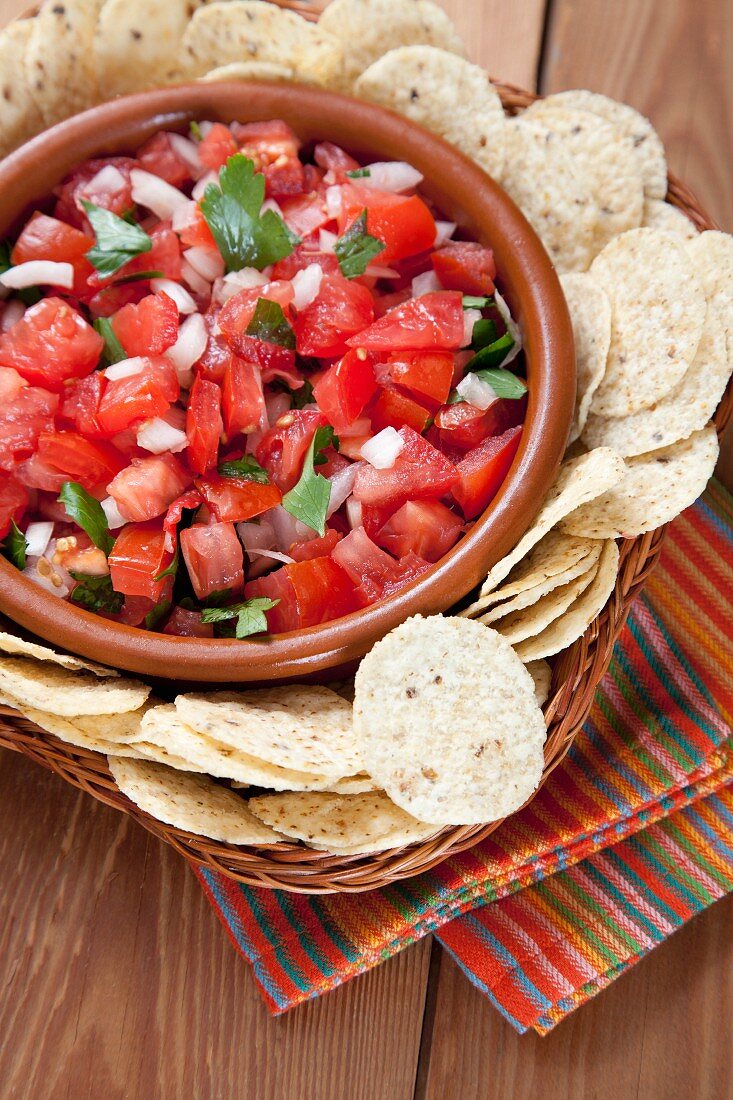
left=0, top=2, right=731, bottom=1097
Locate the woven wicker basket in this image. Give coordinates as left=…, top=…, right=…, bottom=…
left=0, top=1, right=730, bottom=893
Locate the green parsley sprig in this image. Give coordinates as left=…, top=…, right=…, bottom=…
left=82, top=201, right=152, bottom=278
left=281, top=425, right=336, bottom=536
left=334, top=210, right=385, bottom=279
left=200, top=597, right=279, bottom=639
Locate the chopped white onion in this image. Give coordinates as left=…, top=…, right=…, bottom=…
left=411, top=270, right=442, bottom=297
left=364, top=264, right=400, bottom=280
left=24, top=521, right=53, bottom=559
left=84, top=164, right=127, bottom=199
left=165, top=312, right=207, bottom=383
left=325, top=185, right=342, bottom=218
left=493, top=288, right=523, bottom=364
left=130, top=168, right=189, bottom=220
left=136, top=417, right=189, bottom=454
left=265, top=390, right=291, bottom=428
left=248, top=547, right=295, bottom=566
left=197, top=120, right=214, bottom=139
left=226, top=267, right=269, bottom=290
left=462, top=308, right=483, bottom=347
left=183, top=246, right=225, bottom=282
left=319, top=228, right=337, bottom=253
left=346, top=498, right=362, bottom=530
left=171, top=199, right=200, bottom=234
left=180, top=260, right=211, bottom=299
left=456, top=372, right=498, bottom=410
left=151, top=278, right=197, bottom=314
left=326, top=462, right=361, bottom=518
left=0, top=261, right=73, bottom=289
left=101, top=496, right=128, bottom=530
left=192, top=170, right=219, bottom=203
left=1, top=299, right=25, bottom=331
left=104, top=356, right=146, bottom=381
left=360, top=427, right=404, bottom=470
left=237, top=519, right=275, bottom=552
left=354, top=161, right=423, bottom=193
left=291, top=263, right=323, bottom=310
left=168, top=132, right=202, bottom=173
left=269, top=505, right=317, bottom=551
left=261, top=198, right=284, bottom=218
left=434, top=220, right=457, bottom=248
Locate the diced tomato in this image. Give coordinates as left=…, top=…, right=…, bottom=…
left=388, top=350, right=454, bottom=407
left=138, top=132, right=193, bottom=187
left=353, top=426, right=459, bottom=510
left=293, top=273, right=374, bottom=358
left=15, top=454, right=67, bottom=493
left=374, top=499, right=463, bottom=562
left=12, top=213, right=94, bottom=298
left=221, top=356, right=266, bottom=438
left=369, top=385, right=431, bottom=434
left=195, top=475, right=281, bottom=522
left=245, top=555, right=359, bottom=630
left=317, top=448, right=350, bottom=479
left=244, top=567, right=298, bottom=632
left=288, top=527, right=342, bottom=562
left=271, top=243, right=339, bottom=279
left=339, top=185, right=437, bottom=265
left=332, top=527, right=430, bottom=603
left=255, top=408, right=327, bottom=492
left=432, top=242, right=496, bottom=295
left=180, top=521, right=244, bottom=600
left=0, top=366, right=26, bottom=403
left=276, top=199, right=333, bottom=244
left=99, top=595, right=157, bottom=627
left=313, top=142, right=361, bottom=179
left=232, top=120, right=305, bottom=197
left=360, top=501, right=398, bottom=540
left=186, top=375, right=222, bottom=475
left=162, top=606, right=214, bottom=637
left=97, top=355, right=179, bottom=434
left=312, top=349, right=377, bottom=432
left=179, top=205, right=216, bottom=250
left=0, top=387, right=59, bottom=471
left=347, top=291, right=465, bottom=352
left=433, top=395, right=527, bottom=451
left=60, top=373, right=105, bottom=437
left=89, top=223, right=181, bottom=287
left=0, top=472, right=28, bottom=538
left=54, top=156, right=136, bottom=228
left=219, top=281, right=295, bottom=342
left=162, top=488, right=203, bottom=551
left=198, top=122, right=238, bottom=171
left=107, top=453, right=191, bottom=522
left=36, top=431, right=126, bottom=492
left=108, top=521, right=175, bottom=602
left=452, top=425, right=522, bottom=519
left=372, top=286, right=411, bottom=319
left=87, top=281, right=148, bottom=318
left=0, top=298, right=103, bottom=391
left=111, top=293, right=179, bottom=357
left=197, top=315, right=231, bottom=382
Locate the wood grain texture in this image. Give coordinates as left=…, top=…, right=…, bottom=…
left=439, top=0, right=546, bottom=89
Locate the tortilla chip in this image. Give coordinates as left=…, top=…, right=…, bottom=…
left=139, top=704, right=339, bottom=790
left=561, top=425, right=718, bottom=539
left=181, top=2, right=343, bottom=87
left=320, top=0, right=466, bottom=91
left=643, top=199, right=697, bottom=240
left=353, top=615, right=546, bottom=825
left=25, top=0, right=102, bottom=126
left=248, top=790, right=438, bottom=853
left=515, top=540, right=621, bottom=661
left=355, top=46, right=506, bottom=180
left=200, top=61, right=296, bottom=84
left=525, top=659, right=552, bottom=707
left=478, top=546, right=601, bottom=625
left=560, top=272, right=612, bottom=442
left=686, top=231, right=733, bottom=353
left=0, top=629, right=118, bottom=677
left=95, top=0, right=201, bottom=96
left=0, top=693, right=147, bottom=756
left=108, top=756, right=284, bottom=845
left=589, top=229, right=706, bottom=417
left=0, top=20, right=45, bottom=158
left=527, top=90, right=667, bottom=200
left=0, top=656, right=149, bottom=716
left=491, top=565, right=598, bottom=645
left=582, top=301, right=730, bottom=456
left=481, top=448, right=626, bottom=592
left=175, top=687, right=360, bottom=777
left=131, top=741, right=208, bottom=773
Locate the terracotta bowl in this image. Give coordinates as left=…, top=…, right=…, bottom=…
left=0, top=83, right=575, bottom=683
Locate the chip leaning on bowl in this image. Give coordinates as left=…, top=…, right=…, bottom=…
left=0, top=0, right=730, bottom=867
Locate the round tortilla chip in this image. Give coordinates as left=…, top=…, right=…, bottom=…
left=527, top=90, right=667, bottom=200
left=180, top=2, right=343, bottom=87
left=353, top=615, right=547, bottom=826
left=0, top=656, right=149, bottom=716
left=200, top=61, right=296, bottom=84
left=643, top=199, right=697, bottom=240
left=490, top=565, right=598, bottom=645
left=355, top=46, right=505, bottom=180
left=582, top=302, right=730, bottom=456
left=320, top=0, right=466, bottom=92
left=561, top=425, right=718, bottom=539
left=95, top=0, right=201, bottom=96
left=686, top=231, right=733, bottom=352
left=515, top=540, right=620, bottom=661
left=0, top=694, right=148, bottom=756
left=525, top=660, right=552, bottom=707
left=25, top=0, right=102, bottom=126
left=132, top=741, right=208, bottom=773
left=499, top=118, right=598, bottom=273
left=479, top=546, right=602, bottom=625
left=107, top=756, right=284, bottom=845
left=175, top=686, right=360, bottom=777
left=0, top=20, right=44, bottom=158
left=248, top=790, right=436, bottom=853
left=589, top=229, right=706, bottom=418
left=560, top=272, right=612, bottom=442
left=0, top=628, right=118, bottom=677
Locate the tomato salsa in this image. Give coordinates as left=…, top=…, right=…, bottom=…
left=0, top=119, right=526, bottom=639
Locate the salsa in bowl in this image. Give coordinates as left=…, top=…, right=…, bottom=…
left=0, top=83, right=574, bottom=680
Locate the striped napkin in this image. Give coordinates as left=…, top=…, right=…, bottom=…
left=195, top=480, right=733, bottom=1032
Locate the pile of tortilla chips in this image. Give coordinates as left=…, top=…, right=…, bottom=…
left=0, top=0, right=730, bottom=856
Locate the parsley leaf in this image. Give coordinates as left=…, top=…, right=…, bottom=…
left=217, top=455, right=270, bottom=483
left=154, top=550, right=179, bottom=583
left=189, top=121, right=203, bottom=142
left=57, top=482, right=114, bottom=554
left=472, top=367, right=527, bottom=399
left=82, top=200, right=152, bottom=278
left=69, top=573, right=124, bottom=614
left=346, top=168, right=371, bottom=179
left=203, top=587, right=233, bottom=609
left=3, top=520, right=27, bottom=569
left=199, top=154, right=298, bottom=273
left=462, top=294, right=493, bottom=310
left=200, top=597, right=279, bottom=639
left=465, top=331, right=516, bottom=372
left=281, top=425, right=335, bottom=535
left=245, top=298, right=296, bottom=349
left=111, top=269, right=165, bottom=285
left=94, top=316, right=127, bottom=365
left=145, top=599, right=171, bottom=631
left=334, top=210, right=385, bottom=279
left=290, top=379, right=315, bottom=410
left=446, top=389, right=465, bottom=405
left=471, top=317, right=498, bottom=350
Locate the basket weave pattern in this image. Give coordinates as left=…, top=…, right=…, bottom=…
left=0, top=9, right=729, bottom=891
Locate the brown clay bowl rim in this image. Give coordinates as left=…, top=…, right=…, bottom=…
left=0, top=82, right=575, bottom=683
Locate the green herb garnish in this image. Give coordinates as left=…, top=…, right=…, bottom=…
left=200, top=597, right=279, bottom=639
left=245, top=298, right=296, bottom=349
left=154, top=550, right=179, bottom=583
left=346, top=168, right=371, bottom=179
left=145, top=599, right=171, bottom=631
left=111, top=269, right=165, bottom=285
left=94, top=316, right=127, bottom=365
left=472, top=367, right=527, bottom=399
left=57, top=482, right=114, bottom=554
left=217, top=455, right=270, bottom=483
left=281, top=425, right=335, bottom=536
left=334, top=210, right=385, bottom=279
left=3, top=520, right=27, bottom=569
left=471, top=317, right=498, bottom=350
left=82, top=200, right=152, bottom=278
left=189, top=121, right=203, bottom=142
left=69, top=573, right=124, bottom=614
left=465, top=331, right=516, bottom=372
left=462, top=294, right=493, bottom=310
